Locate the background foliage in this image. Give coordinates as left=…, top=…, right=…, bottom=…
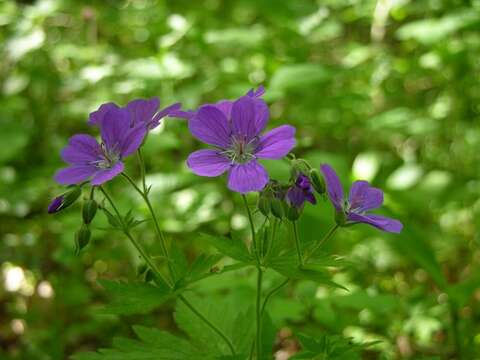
left=1, top=0, right=479, bottom=358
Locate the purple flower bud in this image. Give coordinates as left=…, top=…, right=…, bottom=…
left=286, top=174, right=317, bottom=209
left=47, top=196, right=64, bottom=214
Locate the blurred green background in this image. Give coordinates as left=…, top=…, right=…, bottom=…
left=1, top=0, right=480, bottom=358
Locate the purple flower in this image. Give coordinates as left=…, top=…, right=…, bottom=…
left=88, top=97, right=181, bottom=130
left=186, top=91, right=296, bottom=193
left=286, top=174, right=316, bottom=208
left=320, top=164, right=403, bottom=233
left=54, top=107, right=146, bottom=186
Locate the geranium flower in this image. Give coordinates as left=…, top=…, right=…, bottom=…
left=88, top=97, right=181, bottom=130
left=320, top=164, right=403, bottom=233
left=186, top=91, right=296, bottom=193
left=54, top=107, right=146, bottom=186
left=286, top=174, right=316, bottom=208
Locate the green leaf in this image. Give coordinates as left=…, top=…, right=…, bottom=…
left=71, top=325, right=213, bottom=360
left=175, top=294, right=252, bottom=357
left=98, top=279, right=172, bottom=315
left=187, top=254, right=223, bottom=283
left=266, top=251, right=348, bottom=290
left=290, top=333, right=372, bottom=360
left=170, top=242, right=189, bottom=284
left=200, top=233, right=253, bottom=263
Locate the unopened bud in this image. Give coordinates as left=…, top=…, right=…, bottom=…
left=82, top=199, right=97, bottom=224
left=285, top=205, right=301, bottom=221
left=74, top=224, right=91, bottom=255
left=48, top=186, right=82, bottom=214
left=257, top=195, right=271, bottom=217
left=310, top=169, right=325, bottom=195
left=270, top=198, right=285, bottom=219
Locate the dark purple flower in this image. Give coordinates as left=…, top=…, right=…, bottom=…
left=54, top=107, right=146, bottom=186
left=320, top=164, right=403, bottom=233
left=47, top=196, right=63, bottom=213
left=286, top=174, right=316, bottom=208
left=88, top=97, right=181, bottom=130
left=186, top=90, right=296, bottom=193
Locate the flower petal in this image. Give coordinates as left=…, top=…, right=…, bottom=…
left=231, top=96, right=258, bottom=140
left=227, top=160, right=268, bottom=193
left=305, top=191, right=317, bottom=204
left=90, top=162, right=125, bottom=186
left=213, top=100, right=233, bottom=119
left=100, top=107, right=131, bottom=151
left=287, top=187, right=305, bottom=208
left=255, top=125, right=296, bottom=159
left=187, top=149, right=231, bottom=177
left=88, top=102, right=119, bottom=127
left=120, top=124, right=147, bottom=157
left=48, top=196, right=63, bottom=213
left=189, top=105, right=231, bottom=148
left=320, top=164, right=344, bottom=211
left=349, top=181, right=383, bottom=212
left=126, top=97, right=160, bottom=127
left=61, top=134, right=101, bottom=165
left=150, top=102, right=182, bottom=128
left=54, top=165, right=96, bottom=185
left=246, top=85, right=265, bottom=98
left=347, top=213, right=403, bottom=233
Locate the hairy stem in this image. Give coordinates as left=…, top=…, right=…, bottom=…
left=242, top=194, right=259, bottom=260
left=261, top=278, right=289, bottom=316
left=255, top=268, right=263, bottom=359
left=103, top=180, right=236, bottom=356
left=292, top=221, right=303, bottom=266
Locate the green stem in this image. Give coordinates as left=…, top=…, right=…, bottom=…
left=102, top=182, right=236, bottom=356
left=242, top=194, right=259, bottom=260
left=261, top=278, right=289, bottom=316
left=179, top=295, right=236, bottom=356
left=121, top=172, right=174, bottom=277
left=264, top=218, right=278, bottom=262
left=304, top=224, right=339, bottom=261
left=99, top=186, right=171, bottom=287
left=292, top=221, right=303, bottom=266
left=255, top=268, right=263, bottom=359
left=137, top=149, right=147, bottom=193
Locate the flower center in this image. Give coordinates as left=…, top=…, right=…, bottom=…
left=93, top=143, right=121, bottom=169
left=222, top=135, right=258, bottom=164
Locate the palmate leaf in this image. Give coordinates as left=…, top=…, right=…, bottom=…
left=71, top=326, right=217, bottom=360
left=200, top=233, right=254, bottom=264
left=175, top=294, right=255, bottom=357
left=266, top=250, right=348, bottom=290
left=97, top=279, right=172, bottom=315
left=289, top=333, right=375, bottom=360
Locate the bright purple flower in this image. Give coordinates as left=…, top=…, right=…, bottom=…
left=54, top=107, right=146, bottom=186
left=287, top=174, right=316, bottom=208
left=88, top=97, right=181, bottom=130
left=186, top=89, right=296, bottom=193
left=320, top=164, right=403, bottom=233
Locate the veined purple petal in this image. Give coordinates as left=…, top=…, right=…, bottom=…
left=213, top=100, right=233, bottom=119
left=255, top=125, right=296, bottom=159
left=169, top=109, right=195, bottom=120
left=54, top=165, right=96, bottom=185
left=88, top=102, right=119, bottom=126
left=231, top=96, right=258, bottom=141
left=100, top=107, right=131, bottom=151
left=227, top=160, right=268, bottom=193
left=305, top=191, right=316, bottom=204
left=253, top=98, right=269, bottom=134
left=189, top=105, right=231, bottom=148
left=287, top=187, right=305, bottom=208
left=187, top=149, right=231, bottom=177
left=320, top=164, right=344, bottom=212
left=150, top=102, right=182, bottom=128
left=347, top=213, right=403, bottom=233
left=126, top=97, right=160, bottom=127
left=120, top=124, right=147, bottom=157
left=247, top=85, right=265, bottom=98
left=61, top=134, right=101, bottom=165
left=90, top=162, right=125, bottom=186
left=349, top=181, right=383, bottom=212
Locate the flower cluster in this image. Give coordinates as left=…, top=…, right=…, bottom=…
left=50, top=85, right=402, bottom=241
